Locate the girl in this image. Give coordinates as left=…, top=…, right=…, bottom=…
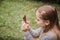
left=21, top=5, right=60, bottom=40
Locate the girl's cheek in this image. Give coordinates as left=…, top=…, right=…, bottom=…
left=37, top=21, right=41, bottom=25
left=38, top=21, right=43, bottom=24
left=38, top=21, right=44, bottom=25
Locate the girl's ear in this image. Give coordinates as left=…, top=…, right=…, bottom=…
left=45, top=20, right=50, bottom=25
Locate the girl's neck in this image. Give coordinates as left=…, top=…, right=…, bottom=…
left=43, top=25, right=58, bottom=33
left=51, top=25, right=59, bottom=34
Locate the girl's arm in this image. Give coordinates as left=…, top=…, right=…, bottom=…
left=28, top=27, right=43, bottom=37
left=23, top=27, right=43, bottom=40
left=21, top=15, right=43, bottom=38
left=23, top=31, right=34, bottom=40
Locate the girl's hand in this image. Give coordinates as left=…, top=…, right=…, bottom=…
left=21, top=16, right=30, bottom=32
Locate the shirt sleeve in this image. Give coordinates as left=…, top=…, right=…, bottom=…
left=28, top=27, right=43, bottom=37
left=24, top=31, right=34, bottom=40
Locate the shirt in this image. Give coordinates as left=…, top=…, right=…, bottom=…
left=23, top=27, right=57, bottom=40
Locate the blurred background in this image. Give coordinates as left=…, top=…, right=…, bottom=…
left=0, top=0, right=60, bottom=40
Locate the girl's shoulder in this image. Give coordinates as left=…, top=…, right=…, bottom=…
left=40, top=31, right=57, bottom=40
left=47, top=31, right=56, bottom=35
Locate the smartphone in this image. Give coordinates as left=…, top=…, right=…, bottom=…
left=23, top=15, right=26, bottom=22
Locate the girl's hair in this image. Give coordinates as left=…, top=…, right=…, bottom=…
left=37, top=5, right=60, bottom=32
left=37, top=5, right=60, bottom=39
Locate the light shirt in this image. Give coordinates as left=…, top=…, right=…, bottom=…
left=23, top=27, right=57, bottom=40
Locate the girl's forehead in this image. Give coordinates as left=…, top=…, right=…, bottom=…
left=36, top=11, right=40, bottom=17
left=36, top=11, right=39, bottom=15
left=36, top=11, right=42, bottom=19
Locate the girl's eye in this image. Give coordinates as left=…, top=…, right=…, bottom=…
left=37, top=19, right=40, bottom=21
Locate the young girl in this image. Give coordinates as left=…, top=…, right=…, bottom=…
left=21, top=5, right=60, bottom=40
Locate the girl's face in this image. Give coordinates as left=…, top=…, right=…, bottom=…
left=36, top=11, right=49, bottom=27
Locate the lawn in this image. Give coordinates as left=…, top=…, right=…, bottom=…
left=0, top=0, right=60, bottom=40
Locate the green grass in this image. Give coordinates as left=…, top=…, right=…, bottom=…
left=0, top=0, right=60, bottom=40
